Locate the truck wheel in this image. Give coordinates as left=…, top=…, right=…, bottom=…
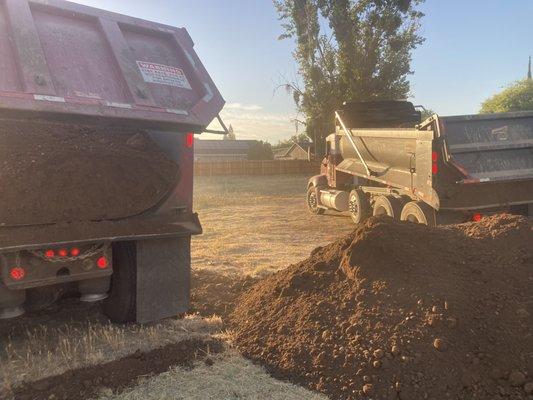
left=102, top=241, right=136, bottom=323
left=307, top=186, right=325, bottom=215
left=349, top=189, right=371, bottom=224
left=372, top=195, right=403, bottom=220
left=401, top=201, right=436, bottom=226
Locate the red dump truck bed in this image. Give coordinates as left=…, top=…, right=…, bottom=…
left=0, top=0, right=224, bottom=130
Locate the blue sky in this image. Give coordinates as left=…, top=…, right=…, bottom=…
left=76, top=0, right=532, bottom=142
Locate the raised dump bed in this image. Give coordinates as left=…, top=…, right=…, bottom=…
left=307, top=102, right=533, bottom=225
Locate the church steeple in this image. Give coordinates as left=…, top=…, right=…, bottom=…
left=528, top=56, right=532, bottom=80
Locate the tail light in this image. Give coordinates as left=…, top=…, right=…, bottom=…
left=45, top=249, right=55, bottom=258
left=58, top=249, right=68, bottom=257
left=70, top=248, right=80, bottom=257
left=10, top=267, right=26, bottom=281
left=472, top=213, right=483, bottom=222
left=97, top=256, right=109, bottom=269
left=432, top=151, right=438, bottom=175
left=185, top=132, right=194, bottom=148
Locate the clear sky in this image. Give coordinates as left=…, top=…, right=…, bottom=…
left=75, top=0, right=533, bottom=142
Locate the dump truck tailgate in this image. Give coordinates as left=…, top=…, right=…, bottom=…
left=441, top=113, right=533, bottom=183
left=0, top=0, right=224, bottom=130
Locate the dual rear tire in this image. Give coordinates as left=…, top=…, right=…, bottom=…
left=400, top=201, right=436, bottom=226
left=351, top=191, right=436, bottom=226
left=309, top=185, right=436, bottom=226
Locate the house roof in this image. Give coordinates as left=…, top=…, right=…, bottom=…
left=273, top=147, right=291, bottom=157
left=287, top=142, right=313, bottom=154
left=195, top=139, right=258, bottom=155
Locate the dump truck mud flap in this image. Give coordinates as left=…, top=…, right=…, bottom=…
left=135, top=236, right=191, bottom=323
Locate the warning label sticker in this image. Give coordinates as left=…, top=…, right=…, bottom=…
left=136, top=61, right=192, bottom=89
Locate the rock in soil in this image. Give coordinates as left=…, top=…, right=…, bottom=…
left=230, top=215, right=533, bottom=400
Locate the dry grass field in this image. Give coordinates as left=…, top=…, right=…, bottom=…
left=0, top=174, right=354, bottom=399
left=193, top=175, right=353, bottom=276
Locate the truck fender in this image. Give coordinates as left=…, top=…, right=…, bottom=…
left=308, top=174, right=328, bottom=190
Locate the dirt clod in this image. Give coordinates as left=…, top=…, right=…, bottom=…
left=362, top=383, right=373, bottom=395
left=230, top=215, right=533, bottom=400
left=433, top=338, right=447, bottom=352
left=509, top=370, right=526, bottom=386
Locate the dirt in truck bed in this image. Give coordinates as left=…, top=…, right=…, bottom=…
left=230, top=215, right=533, bottom=400
left=0, top=119, right=179, bottom=227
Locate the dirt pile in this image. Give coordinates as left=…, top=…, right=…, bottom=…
left=0, top=119, right=179, bottom=226
left=230, top=215, right=533, bottom=400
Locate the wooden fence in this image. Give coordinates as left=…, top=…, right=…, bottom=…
left=194, top=160, right=321, bottom=176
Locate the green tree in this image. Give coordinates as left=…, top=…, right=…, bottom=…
left=480, top=80, right=533, bottom=114
left=247, top=141, right=274, bottom=160
left=420, top=108, right=436, bottom=120
left=274, top=0, right=425, bottom=155
left=274, top=133, right=311, bottom=149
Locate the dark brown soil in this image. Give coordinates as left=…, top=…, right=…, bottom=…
left=8, top=338, right=223, bottom=400
left=230, top=215, right=533, bottom=400
left=190, top=269, right=257, bottom=319
left=0, top=118, right=179, bottom=226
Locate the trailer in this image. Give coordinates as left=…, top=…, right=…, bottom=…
left=307, top=101, right=533, bottom=225
left=0, top=0, right=224, bottom=322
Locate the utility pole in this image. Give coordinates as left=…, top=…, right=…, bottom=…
left=528, top=56, right=532, bottom=80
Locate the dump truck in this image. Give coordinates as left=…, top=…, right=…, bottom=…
left=0, top=0, right=224, bottom=322
left=307, top=101, right=533, bottom=225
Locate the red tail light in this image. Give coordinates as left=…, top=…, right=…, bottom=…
left=432, top=151, right=438, bottom=175
left=70, top=248, right=80, bottom=257
left=185, top=132, right=194, bottom=148
left=97, top=256, right=109, bottom=269
left=10, top=267, right=25, bottom=281
left=45, top=249, right=55, bottom=258
left=472, top=213, right=482, bottom=222
left=58, top=249, right=68, bottom=257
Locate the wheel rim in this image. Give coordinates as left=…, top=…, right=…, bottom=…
left=406, top=214, right=420, bottom=223
left=374, top=206, right=387, bottom=217
left=349, top=196, right=359, bottom=218
left=308, top=191, right=318, bottom=211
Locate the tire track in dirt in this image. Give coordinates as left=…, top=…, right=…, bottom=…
left=8, top=338, right=224, bottom=400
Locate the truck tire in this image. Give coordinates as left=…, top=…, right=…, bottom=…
left=102, top=241, right=136, bottom=323
left=349, top=189, right=372, bottom=224
left=372, top=195, right=403, bottom=220
left=307, top=186, right=325, bottom=215
left=401, top=201, right=436, bottom=226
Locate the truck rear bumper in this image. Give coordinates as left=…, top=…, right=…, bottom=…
left=0, top=213, right=202, bottom=252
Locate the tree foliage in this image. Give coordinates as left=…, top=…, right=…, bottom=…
left=420, top=108, right=436, bottom=121
left=274, top=0, right=425, bottom=155
left=274, top=133, right=311, bottom=149
left=247, top=141, right=274, bottom=160
left=480, top=79, right=533, bottom=114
